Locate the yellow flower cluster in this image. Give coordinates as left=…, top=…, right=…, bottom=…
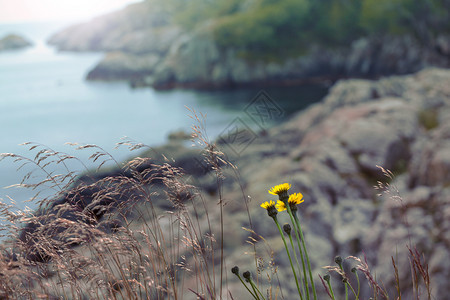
left=257, top=183, right=317, bottom=299
left=261, top=183, right=304, bottom=213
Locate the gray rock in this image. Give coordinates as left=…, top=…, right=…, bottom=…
left=333, top=199, right=374, bottom=247
left=409, top=123, right=450, bottom=187
left=0, top=34, right=32, bottom=51
left=154, top=32, right=222, bottom=86
left=86, top=52, right=160, bottom=80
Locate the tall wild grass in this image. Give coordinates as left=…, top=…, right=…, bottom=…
left=0, top=112, right=433, bottom=299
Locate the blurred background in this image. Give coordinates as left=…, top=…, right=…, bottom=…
left=0, top=0, right=448, bottom=209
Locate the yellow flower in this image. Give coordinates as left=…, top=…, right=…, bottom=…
left=289, top=193, right=304, bottom=205
left=261, top=200, right=276, bottom=210
left=261, top=200, right=278, bottom=218
left=268, top=183, right=291, bottom=196
left=276, top=193, right=304, bottom=211
left=275, top=201, right=286, bottom=211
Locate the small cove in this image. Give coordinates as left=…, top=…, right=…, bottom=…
left=0, top=22, right=328, bottom=209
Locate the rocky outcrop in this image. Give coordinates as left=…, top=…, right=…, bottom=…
left=150, top=33, right=450, bottom=89
left=86, top=52, right=160, bottom=80
left=0, top=34, right=32, bottom=52
left=212, top=68, right=450, bottom=298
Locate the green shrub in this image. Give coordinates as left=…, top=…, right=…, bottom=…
left=160, top=0, right=450, bottom=60
left=418, top=109, right=439, bottom=130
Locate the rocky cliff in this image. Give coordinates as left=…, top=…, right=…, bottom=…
left=47, top=1, right=450, bottom=89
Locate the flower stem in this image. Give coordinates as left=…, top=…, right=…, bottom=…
left=355, top=271, right=360, bottom=299
left=345, top=281, right=349, bottom=300
left=337, top=263, right=348, bottom=300
left=326, top=280, right=336, bottom=300
left=287, top=230, right=307, bottom=299
left=237, top=275, right=259, bottom=299
left=248, top=278, right=266, bottom=300
left=273, top=217, right=303, bottom=299
left=288, top=210, right=310, bottom=300
left=291, top=210, right=317, bottom=300
left=249, top=280, right=262, bottom=300
left=348, top=281, right=359, bottom=300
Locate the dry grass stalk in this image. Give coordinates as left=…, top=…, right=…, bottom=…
left=0, top=109, right=262, bottom=299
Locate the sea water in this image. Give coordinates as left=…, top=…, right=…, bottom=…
left=0, top=22, right=328, bottom=210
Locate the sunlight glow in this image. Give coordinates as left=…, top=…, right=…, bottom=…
left=0, top=0, right=142, bottom=23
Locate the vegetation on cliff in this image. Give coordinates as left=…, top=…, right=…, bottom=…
left=50, top=0, right=450, bottom=59
left=164, top=0, right=450, bottom=59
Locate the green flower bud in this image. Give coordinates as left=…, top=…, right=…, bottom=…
left=243, top=271, right=251, bottom=282
left=283, top=223, right=291, bottom=235
left=289, top=203, right=298, bottom=212
left=334, top=256, right=343, bottom=267
left=231, top=266, right=239, bottom=275
left=279, top=191, right=289, bottom=202
left=267, top=205, right=278, bottom=218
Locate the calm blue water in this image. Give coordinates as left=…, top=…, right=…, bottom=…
left=0, top=22, right=328, bottom=209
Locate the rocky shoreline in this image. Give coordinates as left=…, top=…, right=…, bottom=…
left=18, top=68, right=450, bottom=298
left=47, top=1, right=450, bottom=90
